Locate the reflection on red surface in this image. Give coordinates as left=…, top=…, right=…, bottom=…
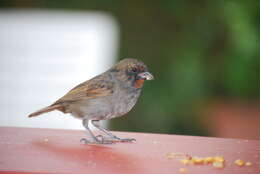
left=32, top=141, right=138, bottom=174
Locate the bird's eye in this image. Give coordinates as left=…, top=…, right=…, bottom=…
left=131, top=68, right=138, bottom=73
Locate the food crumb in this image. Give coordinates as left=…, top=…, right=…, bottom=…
left=180, top=159, right=190, bottom=165
left=245, top=162, right=252, bottom=166
left=167, top=152, right=254, bottom=169
left=179, top=168, right=187, bottom=173
left=214, top=156, right=225, bottom=162
left=43, top=138, right=49, bottom=142
left=166, top=153, right=187, bottom=159
left=234, top=159, right=245, bottom=166
left=166, top=153, right=175, bottom=159
left=203, top=157, right=214, bottom=164
left=192, top=157, right=204, bottom=164
left=177, top=155, right=226, bottom=168
left=213, top=161, right=225, bottom=168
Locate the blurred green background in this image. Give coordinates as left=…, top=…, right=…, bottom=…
left=1, top=0, right=260, bottom=139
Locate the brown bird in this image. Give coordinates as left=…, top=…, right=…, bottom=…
left=28, top=58, right=153, bottom=144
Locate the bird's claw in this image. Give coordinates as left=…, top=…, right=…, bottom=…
left=80, top=135, right=114, bottom=145
left=121, top=138, right=136, bottom=142
left=80, top=138, right=91, bottom=144
left=95, top=135, right=115, bottom=144
left=113, top=136, right=136, bottom=142
left=80, top=135, right=136, bottom=144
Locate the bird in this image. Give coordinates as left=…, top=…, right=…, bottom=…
left=28, top=58, right=154, bottom=144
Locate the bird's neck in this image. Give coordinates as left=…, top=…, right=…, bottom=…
left=133, top=79, right=145, bottom=88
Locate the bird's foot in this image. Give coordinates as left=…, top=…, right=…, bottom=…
left=80, top=135, right=136, bottom=144
left=112, top=136, right=136, bottom=143
left=80, top=135, right=114, bottom=145
left=95, top=135, right=115, bottom=144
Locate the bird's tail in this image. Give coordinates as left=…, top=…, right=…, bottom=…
left=28, top=104, right=63, bottom=118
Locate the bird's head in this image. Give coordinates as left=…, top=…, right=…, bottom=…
left=111, top=58, right=154, bottom=89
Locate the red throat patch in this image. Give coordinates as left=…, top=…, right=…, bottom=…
left=134, top=79, right=145, bottom=88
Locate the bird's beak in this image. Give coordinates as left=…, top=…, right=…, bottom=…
left=138, top=72, right=154, bottom=80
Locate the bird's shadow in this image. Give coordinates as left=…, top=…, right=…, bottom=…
left=32, top=140, right=140, bottom=174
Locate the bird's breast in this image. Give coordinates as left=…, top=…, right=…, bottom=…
left=109, top=88, right=141, bottom=119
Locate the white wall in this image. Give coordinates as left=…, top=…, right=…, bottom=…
left=0, top=10, right=119, bottom=130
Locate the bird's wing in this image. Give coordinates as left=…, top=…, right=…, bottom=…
left=53, top=74, right=114, bottom=105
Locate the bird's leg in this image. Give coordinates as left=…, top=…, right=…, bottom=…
left=91, top=120, right=136, bottom=142
left=81, top=119, right=113, bottom=144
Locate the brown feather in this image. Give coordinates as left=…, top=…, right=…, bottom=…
left=53, top=74, right=114, bottom=105
left=28, top=104, right=63, bottom=118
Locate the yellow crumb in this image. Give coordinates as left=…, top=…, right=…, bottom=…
left=245, top=162, right=252, bottom=166
left=234, top=159, right=245, bottom=166
left=166, top=153, right=186, bottom=159
left=180, top=159, right=190, bottom=165
left=212, top=161, right=225, bottom=168
left=166, top=153, right=175, bottom=159
left=192, top=157, right=204, bottom=164
left=203, top=157, right=214, bottom=164
left=214, top=156, right=225, bottom=162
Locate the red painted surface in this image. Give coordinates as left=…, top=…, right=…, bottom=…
left=0, top=127, right=259, bottom=174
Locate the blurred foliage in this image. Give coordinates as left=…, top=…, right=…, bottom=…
left=1, top=0, right=260, bottom=136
